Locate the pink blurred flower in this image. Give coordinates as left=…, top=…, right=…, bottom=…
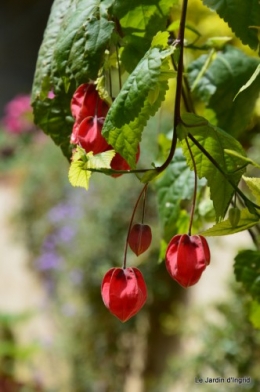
left=2, top=94, right=36, bottom=134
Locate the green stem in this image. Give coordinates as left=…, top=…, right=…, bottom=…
left=123, top=184, right=149, bottom=269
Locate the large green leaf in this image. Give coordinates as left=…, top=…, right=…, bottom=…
left=200, top=208, right=259, bottom=236
left=202, top=0, right=260, bottom=51
left=179, top=112, right=247, bottom=221
left=32, top=90, right=74, bottom=158
left=31, top=0, right=72, bottom=101
left=188, top=46, right=260, bottom=137
left=102, top=44, right=175, bottom=167
left=112, top=0, right=177, bottom=72
left=234, top=250, right=260, bottom=301
left=53, top=0, right=115, bottom=84
left=155, top=148, right=206, bottom=242
left=32, top=0, right=115, bottom=158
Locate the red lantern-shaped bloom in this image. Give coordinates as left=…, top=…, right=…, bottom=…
left=76, top=116, right=110, bottom=154
left=128, top=224, right=152, bottom=256
left=101, top=267, right=147, bottom=322
left=165, top=234, right=210, bottom=288
left=71, top=83, right=109, bottom=124
left=70, top=83, right=141, bottom=177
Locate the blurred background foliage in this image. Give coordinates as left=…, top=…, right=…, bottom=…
left=0, top=0, right=259, bottom=391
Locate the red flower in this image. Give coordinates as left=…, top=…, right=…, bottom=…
left=71, top=83, right=109, bottom=124
left=70, top=83, right=140, bottom=176
left=76, top=116, right=110, bottom=154
left=128, top=224, right=152, bottom=256
left=165, top=234, right=210, bottom=288
left=70, top=83, right=109, bottom=145
left=101, top=267, right=147, bottom=322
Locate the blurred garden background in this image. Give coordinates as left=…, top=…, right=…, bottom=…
left=0, top=0, right=260, bottom=391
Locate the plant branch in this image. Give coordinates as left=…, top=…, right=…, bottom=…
left=156, top=0, right=189, bottom=173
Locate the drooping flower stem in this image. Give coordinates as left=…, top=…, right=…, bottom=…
left=123, top=183, right=149, bottom=269
left=141, top=185, right=148, bottom=224
left=185, top=137, right=197, bottom=236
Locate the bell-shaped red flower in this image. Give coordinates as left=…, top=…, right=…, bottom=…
left=165, top=234, right=210, bottom=288
left=76, top=116, right=110, bottom=154
left=70, top=83, right=141, bottom=176
left=70, top=83, right=109, bottom=145
left=101, top=267, right=147, bottom=322
left=128, top=224, right=152, bottom=256
left=71, top=83, right=109, bottom=123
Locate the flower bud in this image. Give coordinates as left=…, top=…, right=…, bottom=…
left=228, top=207, right=240, bottom=228
left=128, top=224, right=152, bottom=256
left=101, top=267, right=147, bottom=322
left=165, top=234, right=210, bottom=288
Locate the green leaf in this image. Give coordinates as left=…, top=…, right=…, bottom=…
left=224, top=149, right=260, bottom=168
left=234, top=64, right=260, bottom=100
left=53, top=0, right=115, bottom=83
left=234, top=250, right=260, bottom=301
left=249, top=301, right=260, bottom=329
left=188, top=46, right=260, bottom=137
left=112, top=0, right=177, bottom=72
left=102, top=46, right=175, bottom=167
left=32, top=0, right=115, bottom=159
left=31, top=0, right=72, bottom=101
left=155, top=148, right=206, bottom=241
left=68, top=149, right=116, bottom=190
left=180, top=112, right=248, bottom=221
left=32, top=91, right=74, bottom=159
left=202, top=0, right=260, bottom=51
left=200, top=208, right=259, bottom=236
left=243, top=176, right=260, bottom=205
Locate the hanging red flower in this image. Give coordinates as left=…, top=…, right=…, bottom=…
left=101, top=267, right=147, bottom=322
left=128, top=223, right=152, bottom=256
left=165, top=234, right=210, bottom=288
left=70, top=83, right=140, bottom=176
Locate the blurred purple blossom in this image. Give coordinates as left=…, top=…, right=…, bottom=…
left=56, top=225, right=76, bottom=242
left=35, top=251, right=63, bottom=271
left=48, top=202, right=80, bottom=223
left=2, top=94, right=37, bottom=134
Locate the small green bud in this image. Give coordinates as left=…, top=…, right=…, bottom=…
left=228, top=207, right=241, bottom=228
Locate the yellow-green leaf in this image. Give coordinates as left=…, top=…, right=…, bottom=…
left=200, top=208, right=259, bottom=236
left=243, top=176, right=260, bottom=205
left=69, top=160, right=92, bottom=190
left=68, top=149, right=116, bottom=190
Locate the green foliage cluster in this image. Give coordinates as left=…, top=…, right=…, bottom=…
left=31, top=0, right=260, bottom=327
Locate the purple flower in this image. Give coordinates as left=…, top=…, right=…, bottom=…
left=48, top=203, right=78, bottom=223
left=57, top=226, right=76, bottom=242
left=35, top=251, right=63, bottom=271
